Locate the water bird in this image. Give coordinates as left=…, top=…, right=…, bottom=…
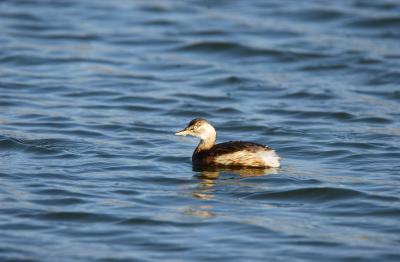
left=175, top=118, right=281, bottom=168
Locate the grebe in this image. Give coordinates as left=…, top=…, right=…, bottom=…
left=175, top=118, right=281, bottom=168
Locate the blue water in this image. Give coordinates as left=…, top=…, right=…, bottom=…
left=1, top=0, right=400, bottom=261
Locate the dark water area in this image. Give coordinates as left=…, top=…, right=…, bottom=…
left=1, top=0, right=400, bottom=261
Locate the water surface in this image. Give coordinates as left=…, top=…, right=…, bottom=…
left=1, top=0, right=400, bottom=261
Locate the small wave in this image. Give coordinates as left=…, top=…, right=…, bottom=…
left=219, top=122, right=264, bottom=132
left=163, top=109, right=213, bottom=118
left=117, top=217, right=204, bottom=227
left=0, top=135, right=88, bottom=156
left=300, top=63, right=349, bottom=72
left=354, top=90, right=400, bottom=100
left=156, top=155, right=189, bottom=164
left=10, top=121, right=72, bottom=129
left=215, top=107, right=243, bottom=114
left=298, top=111, right=353, bottom=120
left=276, top=8, right=346, bottom=22
left=138, top=4, right=170, bottom=13
left=18, top=114, right=72, bottom=122
left=366, top=71, right=400, bottom=86
left=281, top=90, right=336, bottom=100
left=9, top=31, right=101, bottom=41
left=111, top=189, right=140, bottom=196
left=143, top=19, right=176, bottom=26
left=0, top=81, right=32, bottom=90
left=33, top=188, right=94, bottom=198
left=108, top=95, right=178, bottom=105
left=353, top=116, right=392, bottom=124
left=317, top=149, right=353, bottom=158
left=176, top=41, right=265, bottom=55
left=31, top=197, right=85, bottom=206
left=327, top=141, right=382, bottom=150
left=261, top=109, right=354, bottom=121
left=244, top=187, right=364, bottom=202
left=10, top=24, right=50, bottom=32
left=173, top=92, right=236, bottom=103
left=63, top=90, right=121, bottom=98
left=175, top=41, right=328, bottom=61
left=0, top=222, right=49, bottom=231
left=0, top=136, right=26, bottom=151
left=0, top=54, right=120, bottom=66
left=120, top=105, right=161, bottom=112
left=347, top=16, right=400, bottom=29
left=109, top=38, right=180, bottom=48
left=199, top=75, right=266, bottom=90
left=179, top=29, right=229, bottom=37
left=32, top=211, right=117, bottom=222
left=1, top=11, right=44, bottom=22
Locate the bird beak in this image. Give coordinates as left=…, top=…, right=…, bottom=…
left=175, top=128, right=190, bottom=136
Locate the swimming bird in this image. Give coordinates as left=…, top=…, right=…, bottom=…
left=175, top=118, right=281, bottom=168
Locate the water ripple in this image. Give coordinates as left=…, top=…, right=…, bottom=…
left=244, top=187, right=364, bottom=202
left=1, top=0, right=399, bottom=261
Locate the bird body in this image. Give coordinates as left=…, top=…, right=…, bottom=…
left=176, top=118, right=280, bottom=169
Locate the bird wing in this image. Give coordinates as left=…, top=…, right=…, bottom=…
left=207, top=141, right=271, bottom=157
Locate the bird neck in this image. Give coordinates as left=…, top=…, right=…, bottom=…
left=195, top=136, right=216, bottom=153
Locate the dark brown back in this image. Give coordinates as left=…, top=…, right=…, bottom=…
left=208, top=141, right=270, bottom=155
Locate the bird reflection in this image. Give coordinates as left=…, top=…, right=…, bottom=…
left=184, top=166, right=279, bottom=219
left=183, top=206, right=216, bottom=218
left=194, top=165, right=279, bottom=178
left=191, top=165, right=279, bottom=200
